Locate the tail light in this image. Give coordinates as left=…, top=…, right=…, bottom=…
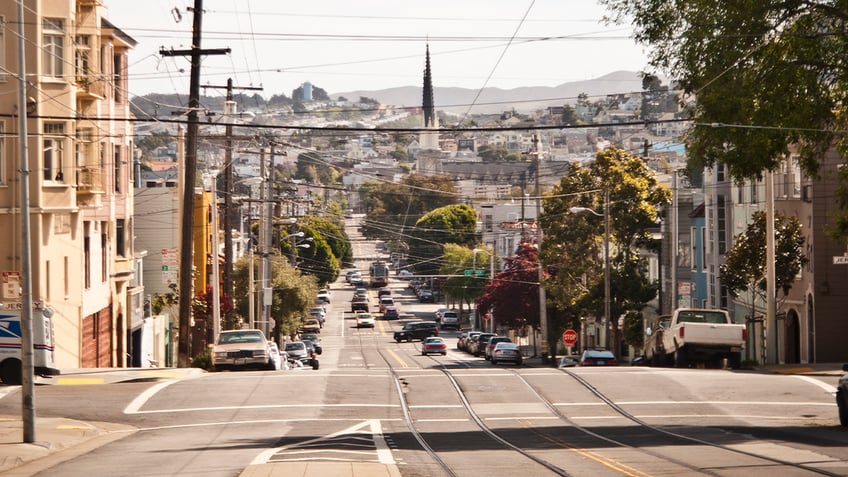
left=742, top=328, right=748, bottom=341
left=679, top=326, right=685, bottom=338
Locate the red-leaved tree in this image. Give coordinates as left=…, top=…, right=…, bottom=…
left=477, top=241, right=542, bottom=330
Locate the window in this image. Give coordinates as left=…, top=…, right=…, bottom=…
left=0, top=122, right=4, bottom=185
left=84, top=227, right=91, bottom=289
left=717, top=195, right=727, bottom=255
left=113, top=54, right=123, bottom=102
left=0, top=16, right=6, bottom=81
left=116, top=219, right=126, bottom=257
left=101, top=228, right=107, bottom=282
left=716, top=162, right=725, bottom=182
left=75, top=35, right=90, bottom=80
left=42, top=18, right=65, bottom=79
left=114, top=146, right=121, bottom=192
left=43, top=123, right=65, bottom=182
left=484, top=214, right=493, bottom=232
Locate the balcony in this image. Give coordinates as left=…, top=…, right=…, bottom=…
left=75, top=77, right=106, bottom=101
left=77, top=166, right=104, bottom=194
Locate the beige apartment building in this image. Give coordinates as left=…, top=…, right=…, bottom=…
left=0, top=0, right=139, bottom=368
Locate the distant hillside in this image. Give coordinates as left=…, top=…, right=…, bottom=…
left=332, top=71, right=646, bottom=114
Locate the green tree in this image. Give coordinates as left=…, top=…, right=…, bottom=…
left=408, top=204, right=477, bottom=275
left=540, top=147, right=671, bottom=353
left=136, top=130, right=173, bottom=159
left=295, top=152, right=337, bottom=185
left=360, top=175, right=458, bottom=242
left=440, top=244, right=490, bottom=319
left=602, top=0, right=848, bottom=241
left=719, top=211, right=808, bottom=319
left=232, top=254, right=319, bottom=343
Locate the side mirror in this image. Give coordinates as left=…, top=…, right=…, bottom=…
left=645, top=326, right=653, bottom=336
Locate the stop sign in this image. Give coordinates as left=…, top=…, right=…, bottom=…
left=562, top=329, right=578, bottom=347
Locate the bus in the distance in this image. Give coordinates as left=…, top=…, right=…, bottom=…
left=369, top=261, right=389, bottom=288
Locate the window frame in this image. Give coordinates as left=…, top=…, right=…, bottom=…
left=43, top=122, right=66, bottom=183
left=42, top=18, right=65, bottom=79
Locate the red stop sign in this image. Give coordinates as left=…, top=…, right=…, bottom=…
left=562, top=329, right=578, bottom=347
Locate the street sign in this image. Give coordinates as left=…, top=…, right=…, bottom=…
left=464, top=270, right=487, bottom=276
left=834, top=254, right=848, bottom=265
left=562, top=329, right=578, bottom=347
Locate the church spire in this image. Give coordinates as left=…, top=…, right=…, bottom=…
left=423, top=43, right=435, bottom=128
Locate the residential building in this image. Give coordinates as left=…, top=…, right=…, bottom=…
left=0, top=0, right=138, bottom=368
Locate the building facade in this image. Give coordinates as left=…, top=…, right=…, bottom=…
left=0, top=0, right=137, bottom=367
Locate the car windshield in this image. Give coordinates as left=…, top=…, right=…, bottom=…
left=425, top=338, right=443, bottom=344
left=285, top=342, right=305, bottom=351
left=301, top=334, right=319, bottom=342
left=584, top=350, right=614, bottom=359
left=218, top=332, right=263, bottom=344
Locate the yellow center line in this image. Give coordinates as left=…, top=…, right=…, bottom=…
left=55, top=377, right=105, bottom=385
left=385, top=348, right=408, bottom=368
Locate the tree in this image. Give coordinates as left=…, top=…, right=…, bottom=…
left=360, top=175, right=458, bottom=242
left=719, top=211, right=808, bottom=318
left=408, top=204, right=477, bottom=275
left=540, top=147, right=671, bottom=353
left=295, top=152, right=338, bottom=185
left=602, top=0, right=848, bottom=241
left=477, top=242, right=541, bottom=331
left=232, top=254, right=319, bottom=343
left=440, top=244, right=490, bottom=320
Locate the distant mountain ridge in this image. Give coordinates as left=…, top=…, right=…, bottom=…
left=332, top=70, right=645, bottom=114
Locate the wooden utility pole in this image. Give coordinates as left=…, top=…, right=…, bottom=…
left=202, top=79, right=262, bottom=329
left=159, top=0, right=229, bottom=367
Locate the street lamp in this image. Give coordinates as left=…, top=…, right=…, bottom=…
left=569, top=189, right=610, bottom=349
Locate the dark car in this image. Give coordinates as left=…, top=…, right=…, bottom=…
left=351, top=296, right=369, bottom=313
left=417, top=289, right=435, bottom=303
left=383, top=305, right=400, bottom=320
left=377, top=287, right=392, bottom=298
left=393, top=322, right=439, bottom=342
left=579, top=349, right=619, bottom=366
left=300, top=333, right=322, bottom=355
left=837, top=364, right=848, bottom=426
left=470, top=333, right=496, bottom=356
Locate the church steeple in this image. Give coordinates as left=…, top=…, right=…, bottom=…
left=423, top=43, right=435, bottom=128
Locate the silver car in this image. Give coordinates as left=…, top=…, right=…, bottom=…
left=284, top=341, right=308, bottom=360
left=490, top=342, right=522, bottom=365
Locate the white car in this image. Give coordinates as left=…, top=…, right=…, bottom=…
left=355, top=312, right=376, bottom=328
left=267, top=341, right=283, bottom=370
left=316, top=290, right=331, bottom=304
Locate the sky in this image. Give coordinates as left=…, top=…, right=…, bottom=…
left=105, top=0, right=650, bottom=102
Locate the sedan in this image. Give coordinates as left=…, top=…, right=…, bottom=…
left=383, top=305, right=400, bottom=320
left=837, top=363, right=848, bottom=426
left=355, top=312, right=376, bottom=328
left=211, top=329, right=274, bottom=371
left=558, top=355, right=580, bottom=368
left=579, top=349, right=619, bottom=366
left=300, top=333, right=322, bottom=355
left=267, top=341, right=283, bottom=370
left=491, top=342, right=522, bottom=365
left=421, top=337, right=447, bottom=356
left=284, top=341, right=308, bottom=360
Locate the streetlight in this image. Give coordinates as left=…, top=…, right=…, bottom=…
left=569, top=189, right=610, bottom=349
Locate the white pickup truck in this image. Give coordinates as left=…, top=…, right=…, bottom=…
left=645, top=308, right=746, bottom=369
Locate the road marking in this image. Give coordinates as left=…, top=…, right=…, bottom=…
left=385, top=348, right=408, bottom=368
left=251, top=419, right=395, bottom=465
left=552, top=400, right=835, bottom=407
left=55, top=377, right=104, bottom=385
left=794, top=375, right=837, bottom=394
left=135, top=417, right=404, bottom=432
left=127, top=403, right=401, bottom=415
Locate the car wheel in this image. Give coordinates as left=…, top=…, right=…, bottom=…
left=516, top=358, right=523, bottom=366
left=0, top=359, right=22, bottom=385
left=395, top=338, right=402, bottom=343
left=491, top=359, right=497, bottom=365
left=407, top=337, right=412, bottom=342
left=441, top=352, right=446, bottom=356
left=421, top=352, right=427, bottom=356
left=838, top=390, right=848, bottom=427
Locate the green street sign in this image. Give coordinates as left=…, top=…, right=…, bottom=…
left=464, top=270, right=472, bottom=276
left=476, top=270, right=486, bottom=276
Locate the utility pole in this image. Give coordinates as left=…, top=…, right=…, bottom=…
left=532, top=134, right=549, bottom=363
left=201, top=79, right=262, bottom=329
left=159, top=0, right=230, bottom=367
left=16, top=0, right=36, bottom=442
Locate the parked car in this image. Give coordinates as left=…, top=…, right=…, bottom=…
left=351, top=296, right=369, bottom=313
left=470, top=333, right=496, bottom=356
left=484, top=336, right=512, bottom=360
left=440, top=310, right=460, bottom=330
left=267, top=341, right=283, bottom=370
left=316, top=289, right=331, bottom=304
left=458, top=331, right=482, bottom=352
left=383, top=305, right=400, bottom=320
left=393, top=322, right=439, bottom=342
left=355, top=312, right=376, bottom=328
left=837, top=364, right=848, bottom=426
left=558, top=355, right=580, bottom=368
left=300, top=318, right=321, bottom=334
left=284, top=341, right=309, bottom=360
left=211, top=329, right=275, bottom=371
left=421, top=337, right=447, bottom=356
left=579, top=349, right=619, bottom=366
left=491, top=342, right=522, bottom=365
left=300, top=333, right=322, bottom=355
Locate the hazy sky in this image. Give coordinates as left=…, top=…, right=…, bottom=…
left=105, top=0, right=649, bottom=101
